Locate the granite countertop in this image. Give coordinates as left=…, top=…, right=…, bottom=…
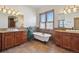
left=0, top=28, right=25, bottom=33
left=55, top=30, right=79, bottom=34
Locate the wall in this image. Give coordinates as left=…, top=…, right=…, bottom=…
left=56, top=12, right=79, bottom=28
left=0, top=12, right=8, bottom=28
left=37, top=6, right=79, bottom=29
left=0, top=5, right=37, bottom=28
left=36, top=7, right=61, bottom=28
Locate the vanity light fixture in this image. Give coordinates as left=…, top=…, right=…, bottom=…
left=0, top=6, right=21, bottom=16
left=63, top=5, right=78, bottom=14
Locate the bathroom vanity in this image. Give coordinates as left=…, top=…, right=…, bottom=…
left=0, top=29, right=27, bottom=51
left=54, top=30, right=79, bottom=52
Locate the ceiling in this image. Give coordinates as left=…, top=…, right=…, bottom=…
left=29, top=5, right=66, bottom=13
left=29, top=5, right=79, bottom=14
left=29, top=5, right=65, bottom=9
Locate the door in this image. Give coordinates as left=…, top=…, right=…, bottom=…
left=8, top=18, right=15, bottom=28
left=74, top=18, right=79, bottom=30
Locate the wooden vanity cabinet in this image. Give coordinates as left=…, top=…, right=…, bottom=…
left=3, top=32, right=14, bottom=49
left=14, top=31, right=27, bottom=45
left=54, top=30, right=79, bottom=52
left=0, top=33, right=2, bottom=51
left=15, top=32, right=22, bottom=45
left=1, top=31, right=27, bottom=51
left=2, top=33, right=5, bottom=50
left=54, top=31, right=63, bottom=47
left=62, top=33, right=72, bottom=49
left=20, top=31, right=27, bottom=43
left=71, top=33, right=79, bottom=52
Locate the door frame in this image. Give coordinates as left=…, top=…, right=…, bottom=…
left=8, top=16, right=16, bottom=28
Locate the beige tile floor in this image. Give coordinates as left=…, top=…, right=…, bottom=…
left=1, top=40, right=72, bottom=53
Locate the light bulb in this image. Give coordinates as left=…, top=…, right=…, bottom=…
left=0, top=8, right=2, bottom=11
left=12, top=11, right=16, bottom=15
left=68, top=9, right=71, bottom=13
left=73, top=7, right=77, bottom=12
left=8, top=10, right=12, bottom=14
left=10, top=8, right=14, bottom=11
left=64, top=10, right=67, bottom=14
left=15, top=12, right=21, bottom=15
left=3, top=9, right=7, bottom=13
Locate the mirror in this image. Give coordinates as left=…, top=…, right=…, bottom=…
left=0, top=12, right=24, bottom=28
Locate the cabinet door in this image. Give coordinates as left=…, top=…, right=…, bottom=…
left=71, top=34, right=79, bottom=52
left=4, top=32, right=14, bottom=49
left=54, top=32, right=63, bottom=46
left=2, top=34, right=5, bottom=50
left=21, top=32, right=27, bottom=43
left=15, top=31, right=27, bottom=45
left=54, top=32, right=60, bottom=45
left=62, top=33, right=71, bottom=49
left=0, top=34, right=1, bottom=51
left=58, top=32, right=63, bottom=46
left=15, top=32, right=21, bottom=45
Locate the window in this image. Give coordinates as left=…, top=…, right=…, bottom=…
left=40, top=10, right=54, bottom=30
left=64, top=20, right=73, bottom=28
left=46, top=22, right=53, bottom=29
left=40, top=13, right=46, bottom=29
left=47, top=12, right=53, bottom=22
left=58, top=20, right=64, bottom=28
left=40, top=14, right=46, bottom=22
left=40, top=23, right=45, bottom=29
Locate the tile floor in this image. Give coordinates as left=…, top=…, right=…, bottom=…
left=1, top=40, right=72, bottom=53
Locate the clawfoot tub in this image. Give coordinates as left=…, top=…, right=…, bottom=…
left=33, top=32, right=51, bottom=42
